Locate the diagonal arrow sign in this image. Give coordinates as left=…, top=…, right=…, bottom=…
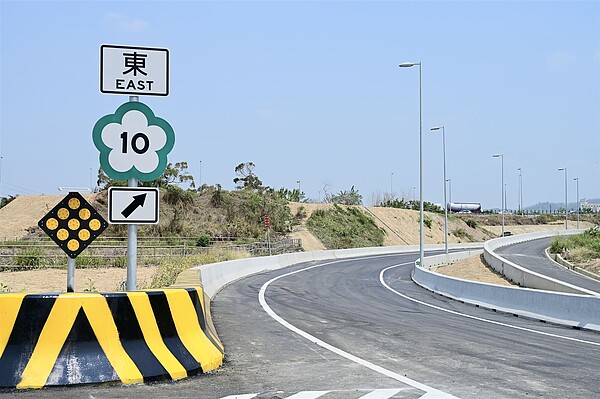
left=121, top=193, right=147, bottom=218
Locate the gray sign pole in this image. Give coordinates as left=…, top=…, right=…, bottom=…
left=67, top=257, right=75, bottom=292
left=126, top=95, right=139, bottom=291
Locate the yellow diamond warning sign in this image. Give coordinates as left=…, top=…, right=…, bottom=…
left=38, top=192, right=108, bottom=258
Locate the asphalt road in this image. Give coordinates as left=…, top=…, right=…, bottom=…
left=494, top=237, right=600, bottom=294
left=6, top=251, right=599, bottom=399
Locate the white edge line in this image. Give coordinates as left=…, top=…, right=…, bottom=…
left=258, top=257, right=460, bottom=399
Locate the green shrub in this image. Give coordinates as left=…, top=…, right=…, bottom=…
left=83, top=278, right=97, bottom=292
left=112, top=256, right=127, bottom=268
left=14, top=248, right=46, bottom=268
left=418, top=215, right=433, bottom=229
left=196, top=234, right=211, bottom=247
left=465, top=219, right=478, bottom=229
left=549, top=228, right=600, bottom=262
left=550, top=237, right=571, bottom=257
left=307, top=205, right=385, bottom=249
left=76, top=254, right=106, bottom=268
left=148, top=250, right=248, bottom=288
left=452, top=228, right=474, bottom=241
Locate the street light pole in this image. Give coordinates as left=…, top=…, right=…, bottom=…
left=446, top=178, right=452, bottom=212
left=493, top=154, right=504, bottom=236
left=400, top=61, right=424, bottom=266
left=391, top=172, right=394, bottom=198
left=574, top=177, right=579, bottom=229
left=558, top=168, right=568, bottom=230
left=517, top=168, right=522, bottom=216
left=431, top=126, right=448, bottom=255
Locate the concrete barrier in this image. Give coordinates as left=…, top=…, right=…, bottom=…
left=0, top=288, right=222, bottom=389
left=413, top=247, right=600, bottom=331
left=483, top=230, right=599, bottom=295
left=191, top=243, right=484, bottom=299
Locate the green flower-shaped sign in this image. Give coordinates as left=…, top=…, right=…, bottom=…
left=92, top=102, right=175, bottom=182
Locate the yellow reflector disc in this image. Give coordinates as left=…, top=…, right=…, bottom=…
left=68, top=219, right=80, bottom=230
left=45, top=218, right=59, bottom=231
left=57, top=208, right=70, bottom=220
left=67, top=239, right=80, bottom=251
left=78, top=229, right=90, bottom=241
left=57, top=229, right=69, bottom=241
left=79, top=208, right=91, bottom=220
left=68, top=198, right=81, bottom=210
left=89, top=219, right=101, bottom=231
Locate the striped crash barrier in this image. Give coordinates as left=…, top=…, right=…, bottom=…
left=0, top=287, right=223, bottom=388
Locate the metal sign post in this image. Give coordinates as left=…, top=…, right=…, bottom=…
left=127, top=178, right=138, bottom=291
left=67, top=258, right=76, bottom=292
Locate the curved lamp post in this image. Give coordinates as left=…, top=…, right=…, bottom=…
left=431, top=126, right=448, bottom=254
left=399, top=61, right=424, bottom=265
left=558, top=168, right=568, bottom=230
left=493, top=154, right=504, bottom=236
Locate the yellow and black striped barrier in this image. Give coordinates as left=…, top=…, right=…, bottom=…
left=0, top=287, right=223, bottom=388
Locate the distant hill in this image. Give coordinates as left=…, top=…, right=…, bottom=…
left=525, top=199, right=600, bottom=213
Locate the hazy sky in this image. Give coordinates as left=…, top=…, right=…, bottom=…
left=1, top=0, right=599, bottom=210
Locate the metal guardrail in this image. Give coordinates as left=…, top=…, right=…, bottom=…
left=0, top=237, right=302, bottom=269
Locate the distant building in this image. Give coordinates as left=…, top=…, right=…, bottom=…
left=581, top=200, right=600, bottom=213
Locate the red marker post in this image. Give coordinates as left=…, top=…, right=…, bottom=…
left=265, top=215, right=271, bottom=255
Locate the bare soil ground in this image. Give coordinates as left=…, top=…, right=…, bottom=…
left=433, top=254, right=514, bottom=286
left=0, top=266, right=158, bottom=293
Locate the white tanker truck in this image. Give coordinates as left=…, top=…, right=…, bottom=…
left=448, top=202, right=482, bottom=213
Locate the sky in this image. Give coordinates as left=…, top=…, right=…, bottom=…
left=1, top=0, right=599, bottom=211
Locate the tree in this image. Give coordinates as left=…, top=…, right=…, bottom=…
left=96, top=161, right=195, bottom=190
left=327, top=186, right=363, bottom=205
left=233, top=162, right=263, bottom=190
left=0, top=195, right=16, bottom=209
left=277, top=188, right=305, bottom=202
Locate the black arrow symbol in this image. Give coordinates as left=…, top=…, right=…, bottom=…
left=121, top=193, right=147, bottom=218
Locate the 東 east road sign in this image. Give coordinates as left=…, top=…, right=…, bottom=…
left=101, top=44, right=169, bottom=96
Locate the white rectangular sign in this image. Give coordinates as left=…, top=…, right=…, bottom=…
left=108, top=187, right=159, bottom=224
left=101, top=44, right=169, bottom=96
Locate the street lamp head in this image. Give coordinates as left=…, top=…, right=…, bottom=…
left=399, top=62, right=420, bottom=68
left=430, top=126, right=443, bottom=131
left=558, top=168, right=565, bottom=171
left=493, top=154, right=502, bottom=158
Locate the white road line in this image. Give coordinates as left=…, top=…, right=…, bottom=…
left=358, top=388, right=402, bottom=398
left=379, top=263, right=600, bottom=347
left=219, top=395, right=257, bottom=399
left=286, top=391, right=330, bottom=398
left=258, top=257, right=460, bottom=399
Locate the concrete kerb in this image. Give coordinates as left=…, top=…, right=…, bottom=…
left=413, top=236, right=600, bottom=332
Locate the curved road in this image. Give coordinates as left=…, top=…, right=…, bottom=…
left=10, top=251, right=599, bottom=399
left=495, top=237, right=600, bottom=294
